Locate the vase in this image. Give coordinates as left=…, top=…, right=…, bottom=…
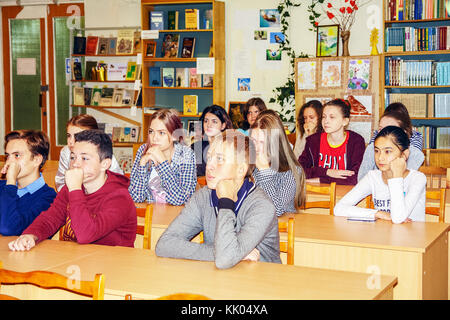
left=341, top=30, right=350, bottom=56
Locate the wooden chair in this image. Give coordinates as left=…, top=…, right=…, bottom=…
left=303, top=182, right=337, bottom=215
left=365, top=194, right=374, bottom=209
left=125, top=292, right=211, bottom=300
left=278, top=217, right=295, bottom=265
left=425, top=188, right=446, bottom=223
left=136, top=204, right=153, bottom=250
left=0, top=261, right=105, bottom=300
left=419, top=166, right=449, bottom=189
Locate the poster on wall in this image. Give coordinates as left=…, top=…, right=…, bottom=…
left=297, top=61, right=317, bottom=90
left=320, top=60, right=342, bottom=88
left=259, top=9, right=281, bottom=28
left=266, top=48, right=282, bottom=61
left=347, top=59, right=371, bottom=90
left=254, top=30, right=268, bottom=40
left=269, top=32, right=285, bottom=44
left=238, top=78, right=251, bottom=91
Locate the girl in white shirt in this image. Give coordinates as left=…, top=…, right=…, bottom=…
left=334, top=125, right=426, bottom=224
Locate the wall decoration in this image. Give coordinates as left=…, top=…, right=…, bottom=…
left=320, top=60, right=342, bottom=87
left=254, top=30, right=267, bottom=40
left=269, top=32, right=285, bottom=44
left=347, top=58, right=370, bottom=90
left=266, top=48, right=282, bottom=61
left=297, top=61, right=317, bottom=90
left=228, top=101, right=247, bottom=129
left=259, top=9, right=281, bottom=28
left=316, top=24, right=339, bottom=57
left=238, top=78, right=251, bottom=91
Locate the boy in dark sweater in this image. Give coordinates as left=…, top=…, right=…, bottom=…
left=8, top=130, right=137, bottom=251
left=0, top=130, right=56, bottom=236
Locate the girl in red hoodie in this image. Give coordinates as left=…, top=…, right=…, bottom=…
left=298, top=99, right=365, bottom=185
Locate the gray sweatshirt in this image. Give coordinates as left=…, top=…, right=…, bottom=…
left=155, top=186, right=281, bottom=269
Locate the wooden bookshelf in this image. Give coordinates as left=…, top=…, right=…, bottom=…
left=71, top=54, right=138, bottom=57
left=382, top=0, right=450, bottom=165
left=140, top=0, right=225, bottom=136
left=71, top=80, right=136, bottom=83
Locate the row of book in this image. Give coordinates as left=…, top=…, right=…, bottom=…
left=386, top=0, right=450, bottom=21
left=150, top=9, right=213, bottom=30
left=386, top=58, right=450, bottom=86
left=149, top=67, right=213, bottom=88
left=414, top=126, right=450, bottom=149
left=111, top=126, right=141, bottom=143
left=385, top=26, right=450, bottom=52
left=73, top=29, right=140, bottom=55
left=387, top=93, right=450, bottom=117
left=73, top=86, right=136, bottom=107
left=72, top=61, right=141, bottom=82
left=160, top=34, right=196, bottom=59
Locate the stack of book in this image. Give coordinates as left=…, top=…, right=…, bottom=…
left=73, top=87, right=136, bottom=107
left=73, top=30, right=140, bottom=55
left=386, top=0, right=450, bottom=21
left=73, top=60, right=140, bottom=81
left=111, top=126, right=141, bottom=143
left=414, top=126, right=450, bottom=149
left=149, top=67, right=213, bottom=88
left=386, top=58, right=450, bottom=86
left=385, top=26, right=450, bottom=52
left=149, top=9, right=212, bottom=30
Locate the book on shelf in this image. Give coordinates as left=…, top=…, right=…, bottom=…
left=161, top=34, right=180, bottom=58
left=85, top=61, right=98, bottom=80
left=150, top=11, right=164, bottom=30
left=388, top=93, right=429, bottom=117
left=183, top=95, right=198, bottom=115
left=123, top=127, right=131, bottom=142
left=72, top=61, right=82, bottom=80
left=168, top=10, right=179, bottom=30
left=107, top=62, right=128, bottom=81
left=176, top=68, right=189, bottom=87
left=99, top=87, right=114, bottom=106
left=414, top=125, right=450, bottom=149
left=188, top=68, right=201, bottom=88
left=162, top=67, right=175, bottom=87
left=125, top=61, right=137, bottom=80
left=116, top=29, right=134, bottom=55
left=385, top=26, right=450, bottom=52
left=185, top=8, right=199, bottom=30
left=133, top=31, right=141, bottom=54
left=181, top=37, right=195, bottom=58
left=130, top=126, right=140, bottom=143
left=73, top=35, right=86, bottom=55
left=112, top=127, right=122, bottom=142
left=202, top=74, right=213, bottom=87
left=112, top=88, right=125, bottom=106
left=84, top=87, right=92, bottom=105
left=149, top=66, right=161, bottom=86
left=434, top=93, right=450, bottom=117
left=121, top=89, right=134, bottom=106
left=85, top=36, right=99, bottom=55
left=204, top=9, right=213, bottom=29
left=145, top=40, right=157, bottom=57
left=96, top=62, right=108, bottom=81
left=386, top=0, right=450, bottom=21
left=386, top=58, right=450, bottom=86
left=97, top=37, right=109, bottom=55
left=91, top=87, right=102, bottom=106
left=73, top=87, right=84, bottom=105
left=108, top=38, right=117, bottom=55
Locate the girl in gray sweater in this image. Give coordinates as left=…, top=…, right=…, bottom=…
left=155, top=130, right=281, bottom=269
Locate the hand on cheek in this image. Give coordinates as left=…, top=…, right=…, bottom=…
left=65, top=168, right=84, bottom=191
left=389, top=156, right=407, bottom=178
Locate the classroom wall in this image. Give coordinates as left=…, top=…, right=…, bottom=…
left=0, top=0, right=383, bottom=154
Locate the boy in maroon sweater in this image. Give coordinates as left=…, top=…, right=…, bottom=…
left=8, top=130, right=137, bottom=251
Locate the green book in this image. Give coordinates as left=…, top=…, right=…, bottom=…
left=168, top=11, right=178, bottom=30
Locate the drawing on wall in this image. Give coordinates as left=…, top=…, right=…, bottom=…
left=238, top=78, right=251, bottom=91
left=344, top=95, right=372, bottom=116
left=254, top=30, right=267, bottom=40
left=321, top=60, right=342, bottom=87
left=259, top=9, right=280, bottom=28
left=297, top=61, right=316, bottom=90
left=269, top=32, right=285, bottom=44
left=347, top=59, right=370, bottom=90
left=266, top=48, right=282, bottom=61
left=316, top=25, right=339, bottom=57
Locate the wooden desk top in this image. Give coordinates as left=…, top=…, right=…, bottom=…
left=0, top=237, right=397, bottom=300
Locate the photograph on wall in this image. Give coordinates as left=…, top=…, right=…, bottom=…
left=238, top=78, right=251, bottom=91
left=316, top=25, right=339, bottom=57
left=320, top=60, right=343, bottom=87
left=269, top=32, right=285, bottom=44
left=266, top=48, right=282, bottom=61
left=297, top=61, right=317, bottom=90
left=228, top=101, right=246, bottom=129
left=347, top=59, right=371, bottom=90
left=254, top=30, right=268, bottom=40
left=259, top=9, right=281, bottom=28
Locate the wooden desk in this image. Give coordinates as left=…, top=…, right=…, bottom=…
left=0, top=237, right=397, bottom=300
left=280, top=213, right=449, bottom=300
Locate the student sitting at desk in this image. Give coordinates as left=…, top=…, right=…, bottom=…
left=155, top=130, right=281, bottom=269
left=128, top=108, right=196, bottom=205
left=250, top=109, right=306, bottom=216
left=334, top=126, right=426, bottom=224
left=8, top=130, right=137, bottom=251
left=0, top=130, right=57, bottom=236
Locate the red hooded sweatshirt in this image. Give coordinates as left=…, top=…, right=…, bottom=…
left=24, top=171, right=137, bottom=247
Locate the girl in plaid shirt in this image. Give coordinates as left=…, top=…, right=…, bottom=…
left=128, top=109, right=196, bottom=205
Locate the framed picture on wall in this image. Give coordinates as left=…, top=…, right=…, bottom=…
left=316, top=25, right=339, bottom=57
left=228, top=101, right=246, bottom=129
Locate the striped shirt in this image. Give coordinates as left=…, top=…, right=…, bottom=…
left=252, top=167, right=297, bottom=216
left=128, top=143, right=197, bottom=206
left=369, top=130, right=423, bottom=150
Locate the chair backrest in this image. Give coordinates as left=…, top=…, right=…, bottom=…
left=136, top=204, right=153, bottom=249
left=278, top=217, right=295, bottom=265
left=419, top=166, right=448, bottom=189
left=303, top=182, right=337, bottom=215
left=425, top=188, right=446, bottom=223
left=0, top=261, right=104, bottom=300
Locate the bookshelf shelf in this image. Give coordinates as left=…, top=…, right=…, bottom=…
left=143, top=86, right=212, bottom=90
left=383, top=0, right=450, bottom=167
left=71, top=80, right=137, bottom=83
left=156, top=29, right=212, bottom=32
left=71, top=54, right=138, bottom=57
left=143, top=57, right=198, bottom=62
